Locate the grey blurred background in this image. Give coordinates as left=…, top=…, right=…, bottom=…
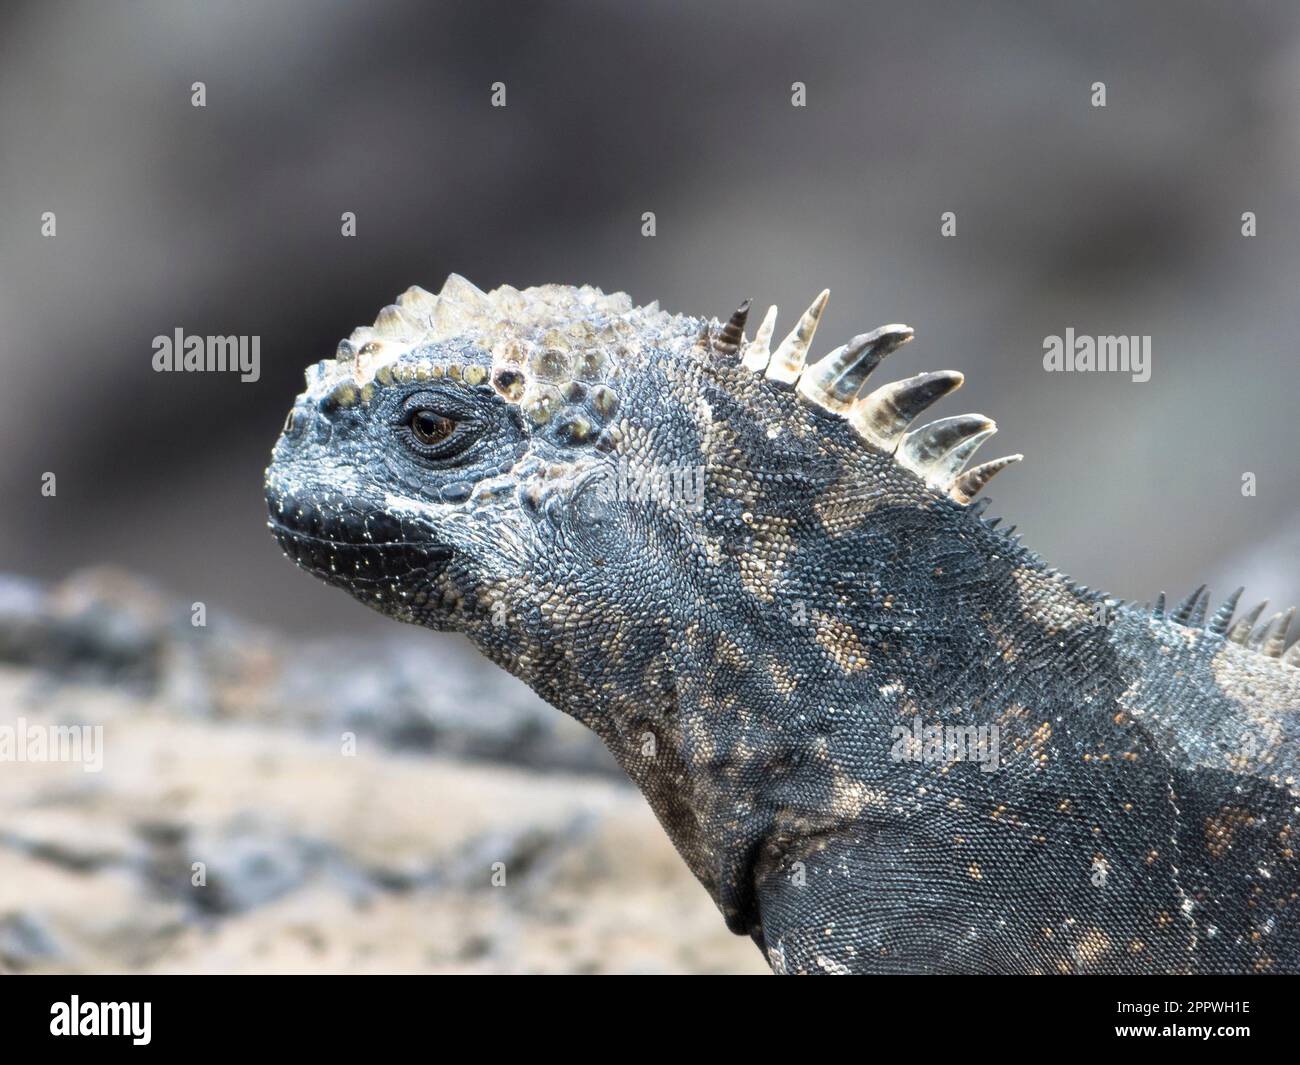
left=2, top=0, right=1299, bottom=976
left=2, top=0, right=1298, bottom=628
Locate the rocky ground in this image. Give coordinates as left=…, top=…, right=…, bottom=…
left=0, top=569, right=766, bottom=974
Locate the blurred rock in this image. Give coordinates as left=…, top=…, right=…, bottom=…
left=0, top=911, right=63, bottom=970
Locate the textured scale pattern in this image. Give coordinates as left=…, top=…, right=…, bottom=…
left=266, top=276, right=1300, bottom=974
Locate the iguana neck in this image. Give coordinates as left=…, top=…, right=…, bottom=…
left=473, top=499, right=1120, bottom=929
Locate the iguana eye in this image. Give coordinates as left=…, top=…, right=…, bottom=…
left=409, top=409, right=455, bottom=446
left=396, top=397, right=485, bottom=463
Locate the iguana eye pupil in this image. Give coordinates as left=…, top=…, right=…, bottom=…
left=410, top=410, right=455, bottom=445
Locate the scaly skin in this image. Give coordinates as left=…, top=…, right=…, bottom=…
left=265, top=276, right=1300, bottom=973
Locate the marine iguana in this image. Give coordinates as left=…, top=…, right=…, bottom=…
left=265, top=276, right=1300, bottom=974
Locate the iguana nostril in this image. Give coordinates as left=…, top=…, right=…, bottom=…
left=283, top=402, right=318, bottom=440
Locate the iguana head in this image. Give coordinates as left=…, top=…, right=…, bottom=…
left=267, top=275, right=1300, bottom=956
left=265, top=275, right=1021, bottom=697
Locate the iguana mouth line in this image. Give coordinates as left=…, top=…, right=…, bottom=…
left=266, top=519, right=453, bottom=556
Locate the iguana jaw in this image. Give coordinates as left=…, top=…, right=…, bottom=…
left=265, top=483, right=456, bottom=622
